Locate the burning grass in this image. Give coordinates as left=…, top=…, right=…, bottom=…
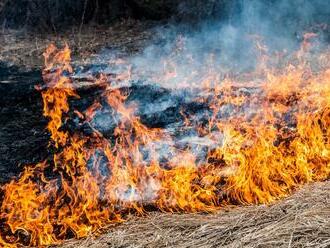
left=0, top=31, right=329, bottom=247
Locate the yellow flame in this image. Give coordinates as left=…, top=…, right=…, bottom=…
left=0, top=34, right=329, bottom=246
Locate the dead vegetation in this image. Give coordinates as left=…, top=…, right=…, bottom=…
left=60, top=181, right=330, bottom=248
left=0, top=20, right=156, bottom=69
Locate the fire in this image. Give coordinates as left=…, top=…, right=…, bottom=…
left=0, top=34, right=329, bottom=246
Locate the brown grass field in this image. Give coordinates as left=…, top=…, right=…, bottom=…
left=60, top=181, right=329, bottom=248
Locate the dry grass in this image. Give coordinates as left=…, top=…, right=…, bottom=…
left=60, top=181, right=330, bottom=248
left=0, top=19, right=156, bottom=69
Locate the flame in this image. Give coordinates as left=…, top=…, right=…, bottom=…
left=0, top=34, right=329, bottom=246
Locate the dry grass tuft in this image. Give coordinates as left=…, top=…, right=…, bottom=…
left=60, top=181, right=330, bottom=248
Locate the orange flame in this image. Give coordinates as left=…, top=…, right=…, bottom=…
left=0, top=35, right=329, bottom=246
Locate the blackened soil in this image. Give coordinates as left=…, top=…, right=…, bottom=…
left=0, top=63, right=211, bottom=185
left=0, top=63, right=49, bottom=184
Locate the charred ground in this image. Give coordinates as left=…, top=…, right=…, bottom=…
left=0, top=20, right=153, bottom=184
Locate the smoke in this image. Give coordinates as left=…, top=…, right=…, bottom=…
left=74, top=0, right=329, bottom=175
left=78, top=1, right=328, bottom=88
